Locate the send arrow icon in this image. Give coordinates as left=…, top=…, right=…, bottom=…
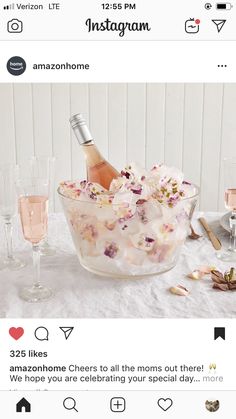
left=212, top=19, right=226, bottom=33
left=59, top=327, right=74, bottom=340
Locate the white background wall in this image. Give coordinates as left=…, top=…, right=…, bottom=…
left=0, top=83, right=235, bottom=211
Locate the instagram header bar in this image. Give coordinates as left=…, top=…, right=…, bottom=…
left=0, top=0, right=236, bottom=41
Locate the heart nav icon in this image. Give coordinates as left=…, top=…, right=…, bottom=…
left=9, top=327, right=24, bottom=340
left=157, top=398, right=173, bottom=411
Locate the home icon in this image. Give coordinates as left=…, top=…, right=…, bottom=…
left=16, top=398, right=31, bottom=413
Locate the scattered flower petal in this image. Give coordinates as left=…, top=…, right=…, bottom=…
left=187, top=270, right=205, bottom=280
left=187, top=266, right=215, bottom=280
left=199, top=266, right=216, bottom=274
left=170, top=285, right=189, bottom=296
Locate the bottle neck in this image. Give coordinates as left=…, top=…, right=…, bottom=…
left=72, top=120, right=105, bottom=167
left=72, top=123, right=94, bottom=145
left=82, top=143, right=104, bottom=167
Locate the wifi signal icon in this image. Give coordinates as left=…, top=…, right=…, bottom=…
left=3, top=3, right=14, bottom=10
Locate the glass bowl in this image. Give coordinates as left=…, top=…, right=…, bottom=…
left=58, top=185, right=199, bottom=278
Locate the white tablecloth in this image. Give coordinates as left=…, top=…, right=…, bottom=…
left=0, top=212, right=235, bottom=318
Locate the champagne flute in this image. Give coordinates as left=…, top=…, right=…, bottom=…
left=30, top=156, right=56, bottom=256
left=17, top=178, right=53, bottom=302
left=217, top=157, right=236, bottom=261
left=0, top=164, right=25, bottom=270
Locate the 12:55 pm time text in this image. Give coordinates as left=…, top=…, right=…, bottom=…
left=101, top=3, right=136, bottom=10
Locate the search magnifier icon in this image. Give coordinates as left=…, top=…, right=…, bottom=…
left=63, top=397, right=78, bottom=413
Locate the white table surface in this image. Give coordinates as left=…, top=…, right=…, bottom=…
left=0, top=212, right=235, bottom=319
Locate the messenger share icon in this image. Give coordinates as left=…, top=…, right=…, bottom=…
left=59, top=326, right=74, bottom=340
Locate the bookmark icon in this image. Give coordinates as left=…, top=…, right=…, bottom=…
left=214, top=327, right=225, bottom=340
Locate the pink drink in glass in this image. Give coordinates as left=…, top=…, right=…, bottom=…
left=19, top=195, right=48, bottom=244
left=225, top=188, right=236, bottom=211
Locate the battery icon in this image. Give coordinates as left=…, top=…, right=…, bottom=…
left=216, top=3, right=233, bottom=9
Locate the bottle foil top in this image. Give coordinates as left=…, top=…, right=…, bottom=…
left=70, top=113, right=94, bottom=145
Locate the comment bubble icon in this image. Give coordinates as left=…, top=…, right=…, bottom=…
left=34, top=326, right=49, bottom=341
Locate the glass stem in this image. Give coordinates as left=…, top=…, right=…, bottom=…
left=229, top=211, right=236, bottom=252
left=32, top=244, right=41, bottom=288
left=4, top=219, right=13, bottom=260
left=43, top=234, right=49, bottom=246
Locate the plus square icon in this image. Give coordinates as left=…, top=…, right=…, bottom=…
left=110, top=397, right=126, bottom=412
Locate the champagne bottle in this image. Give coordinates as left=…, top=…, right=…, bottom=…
left=70, top=113, right=119, bottom=190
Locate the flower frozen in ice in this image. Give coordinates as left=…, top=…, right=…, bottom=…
left=104, top=220, right=116, bottom=231
left=130, top=233, right=156, bottom=252
left=104, top=242, right=119, bottom=259
left=79, top=223, right=98, bottom=242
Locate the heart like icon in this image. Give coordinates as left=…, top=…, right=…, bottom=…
left=157, top=398, right=173, bottom=412
left=9, top=327, right=24, bottom=340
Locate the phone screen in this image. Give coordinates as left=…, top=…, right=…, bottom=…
left=0, top=1, right=235, bottom=417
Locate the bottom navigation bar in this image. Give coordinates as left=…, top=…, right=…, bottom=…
left=2, top=391, right=235, bottom=418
